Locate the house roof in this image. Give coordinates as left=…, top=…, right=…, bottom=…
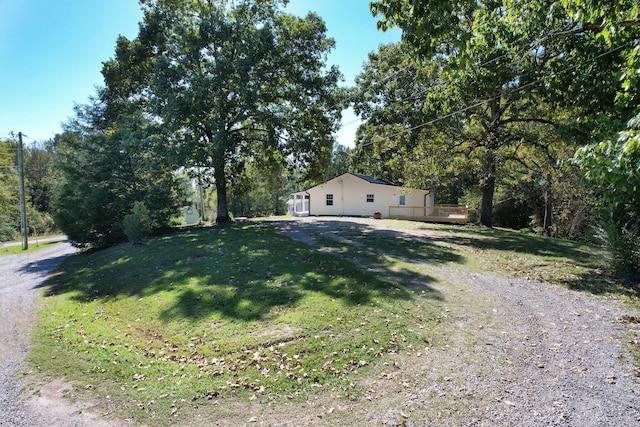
left=291, top=172, right=433, bottom=198
left=350, top=173, right=395, bottom=186
left=290, top=172, right=399, bottom=196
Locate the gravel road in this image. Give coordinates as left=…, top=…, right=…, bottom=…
left=0, top=242, right=84, bottom=427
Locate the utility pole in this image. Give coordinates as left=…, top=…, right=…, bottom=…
left=17, top=132, right=28, bottom=250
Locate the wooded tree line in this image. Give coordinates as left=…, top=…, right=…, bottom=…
left=3, top=0, right=637, bottom=275
left=0, top=138, right=57, bottom=242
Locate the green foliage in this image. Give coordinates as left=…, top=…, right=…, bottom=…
left=0, top=139, right=19, bottom=242
left=53, top=104, right=183, bottom=249
left=26, top=205, right=55, bottom=237
left=361, top=1, right=636, bottom=229
left=227, top=153, right=287, bottom=218
left=324, top=143, right=352, bottom=181
left=0, top=139, right=58, bottom=241
left=574, top=114, right=640, bottom=272
left=575, top=112, right=640, bottom=215
left=598, top=220, right=640, bottom=275
left=0, top=222, right=16, bottom=242
left=123, top=201, right=152, bottom=244
left=25, top=142, right=56, bottom=214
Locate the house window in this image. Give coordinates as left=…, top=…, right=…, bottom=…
left=366, top=194, right=374, bottom=203
left=326, top=194, right=333, bottom=206
left=399, top=195, right=406, bottom=206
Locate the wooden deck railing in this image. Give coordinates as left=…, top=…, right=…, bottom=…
left=388, top=205, right=468, bottom=223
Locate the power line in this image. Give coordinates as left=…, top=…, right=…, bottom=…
left=338, top=24, right=627, bottom=141
left=335, top=29, right=559, bottom=138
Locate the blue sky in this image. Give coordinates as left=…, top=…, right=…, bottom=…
left=0, top=0, right=400, bottom=147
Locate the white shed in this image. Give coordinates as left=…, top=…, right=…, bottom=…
left=290, top=173, right=434, bottom=218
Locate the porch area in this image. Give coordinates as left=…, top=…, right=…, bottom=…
left=288, top=193, right=310, bottom=216
left=388, top=205, right=468, bottom=223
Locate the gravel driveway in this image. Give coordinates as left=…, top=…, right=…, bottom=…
left=0, top=242, right=86, bottom=427
left=266, top=216, right=640, bottom=426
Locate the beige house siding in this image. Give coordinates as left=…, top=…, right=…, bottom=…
left=291, top=173, right=434, bottom=217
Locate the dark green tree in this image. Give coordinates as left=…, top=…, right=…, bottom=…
left=53, top=101, right=183, bottom=248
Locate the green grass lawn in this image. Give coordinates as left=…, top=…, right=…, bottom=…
left=27, top=220, right=637, bottom=425
left=28, top=223, right=444, bottom=425
left=1, top=240, right=63, bottom=256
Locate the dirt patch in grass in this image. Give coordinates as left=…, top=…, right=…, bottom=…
left=26, top=379, right=128, bottom=427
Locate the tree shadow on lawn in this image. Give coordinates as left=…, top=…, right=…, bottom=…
left=405, top=224, right=636, bottom=296
left=275, top=219, right=631, bottom=296
left=271, top=218, right=463, bottom=264
left=273, top=218, right=462, bottom=265
left=434, top=225, right=595, bottom=260
left=268, top=218, right=460, bottom=294
left=21, top=253, right=75, bottom=278
left=42, top=224, right=437, bottom=322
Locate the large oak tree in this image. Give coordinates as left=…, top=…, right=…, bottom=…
left=111, top=0, right=344, bottom=223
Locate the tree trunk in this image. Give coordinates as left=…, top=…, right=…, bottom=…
left=273, top=174, right=281, bottom=216
left=543, top=188, right=552, bottom=236
left=478, top=102, right=503, bottom=228
left=213, top=157, right=231, bottom=223
left=479, top=144, right=497, bottom=227
left=480, top=172, right=495, bottom=227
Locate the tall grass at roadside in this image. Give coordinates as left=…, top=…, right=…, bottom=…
left=28, top=224, right=444, bottom=425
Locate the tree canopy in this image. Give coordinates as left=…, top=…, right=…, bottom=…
left=52, top=0, right=345, bottom=247
left=362, top=0, right=637, bottom=227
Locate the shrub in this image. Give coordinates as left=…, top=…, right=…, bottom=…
left=601, top=221, right=640, bottom=274
left=123, top=202, right=152, bottom=244
left=0, top=221, right=16, bottom=242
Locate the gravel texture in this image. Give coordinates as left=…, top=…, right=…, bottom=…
left=266, top=217, right=640, bottom=426
left=431, top=268, right=640, bottom=426
left=0, top=242, right=91, bottom=427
